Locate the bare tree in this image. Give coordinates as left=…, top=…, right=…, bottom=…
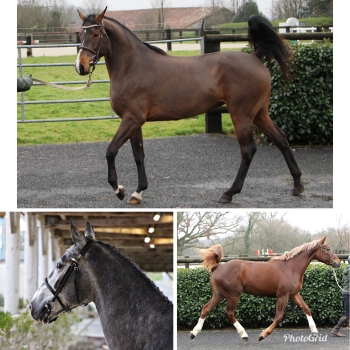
left=273, top=0, right=308, bottom=19
left=177, top=212, right=240, bottom=255
left=151, top=0, right=171, bottom=29
left=82, top=0, right=106, bottom=15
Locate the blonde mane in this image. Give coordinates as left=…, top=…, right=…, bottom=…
left=272, top=239, right=319, bottom=261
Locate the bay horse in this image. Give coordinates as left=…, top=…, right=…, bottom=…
left=190, top=236, right=340, bottom=341
left=30, top=221, right=173, bottom=349
left=75, top=7, right=304, bottom=204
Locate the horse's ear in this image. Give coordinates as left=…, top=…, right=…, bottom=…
left=84, top=222, right=95, bottom=239
left=70, top=220, right=85, bottom=248
left=95, top=6, right=107, bottom=23
left=320, top=236, right=326, bottom=244
left=77, top=9, right=87, bottom=21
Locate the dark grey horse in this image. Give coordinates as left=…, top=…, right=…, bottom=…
left=30, top=221, right=173, bottom=349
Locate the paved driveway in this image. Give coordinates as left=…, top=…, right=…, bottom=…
left=177, top=328, right=348, bottom=350
left=17, top=134, right=333, bottom=208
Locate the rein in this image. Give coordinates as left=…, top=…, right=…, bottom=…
left=43, top=239, right=96, bottom=323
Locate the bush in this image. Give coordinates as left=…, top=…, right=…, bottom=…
left=0, top=310, right=81, bottom=349
left=177, top=264, right=345, bottom=329
left=242, top=40, right=333, bottom=145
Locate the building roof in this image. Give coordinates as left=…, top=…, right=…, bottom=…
left=106, top=7, right=214, bottom=31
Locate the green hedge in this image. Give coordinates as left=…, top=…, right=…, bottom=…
left=177, top=264, right=345, bottom=329
left=242, top=41, right=333, bottom=145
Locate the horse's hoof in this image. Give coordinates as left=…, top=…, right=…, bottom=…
left=242, top=336, right=248, bottom=342
left=217, top=194, right=232, bottom=203
left=258, top=333, right=265, bottom=341
left=114, top=185, right=125, bottom=201
left=292, top=185, right=304, bottom=196
left=190, top=332, right=195, bottom=340
left=127, top=191, right=142, bottom=205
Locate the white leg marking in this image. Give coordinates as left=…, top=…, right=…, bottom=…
left=233, top=320, right=248, bottom=338
left=191, top=317, right=205, bottom=337
left=114, top=185, right=124, bottom=195
left=306, top=315, right=318, bottom=333
left=131, top=191, right=142, bottom=200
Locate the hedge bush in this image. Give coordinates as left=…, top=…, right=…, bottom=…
left=177, top=264, right=345, bottom=329
left=0, top=310, right=81, bottom=349
left=242, top=40, right=333, bottom=146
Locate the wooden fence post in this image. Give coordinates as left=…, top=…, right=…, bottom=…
left=202, top=30, right=223, bottom=134
left=166, top=28, right=172, bottom=51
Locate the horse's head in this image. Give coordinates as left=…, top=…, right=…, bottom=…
left=315, top=236, right=341, bottom=268
left=30, top=221, right=96, bottom=324
left=75, top=7, right=108, bottom=75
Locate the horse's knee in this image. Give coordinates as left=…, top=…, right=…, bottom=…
left=106, top=147, right=117, bottom=162
left=241, top=142, right=257, bottom=162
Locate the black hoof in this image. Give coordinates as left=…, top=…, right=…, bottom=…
left=242, top=336, right=248, bottom=342
left=190, top=332, right=195, bottom=340
left=115, top=187, right=125, bottom=201
left=258, top=334, right=265, bottom=342
left=217, top=194, right=232, bottom=203
left=292, top=185, right=304, bottom=196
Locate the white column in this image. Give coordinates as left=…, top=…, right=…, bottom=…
left=24, top=213, right=38, bottom=303
left=47, top=230, right=55, bottom=273
left=37, top=220, right=48, bottom=287
left=4, top=212, right=21, bottom=314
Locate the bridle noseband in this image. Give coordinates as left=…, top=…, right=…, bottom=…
left=78, top=23, right=109, bottom=68
left=43, top=239, right=96, bottom=323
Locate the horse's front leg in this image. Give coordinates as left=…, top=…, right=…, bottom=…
left=106, top=117, right=143, bottom=202
left=290, top=293, right=318, bottom=334
left=259, top=295, right=288, bottom=341
left=218, top=124, right=257, bottom=203
left=127, top=127, right=148, bottom=204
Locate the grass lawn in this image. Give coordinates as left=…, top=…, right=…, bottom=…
left=17, top=49, right=236, bottom=145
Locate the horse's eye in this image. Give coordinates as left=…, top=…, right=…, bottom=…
left=57, top=262, right=62, bottom=269
left=93, top=32, right=99, bottom=38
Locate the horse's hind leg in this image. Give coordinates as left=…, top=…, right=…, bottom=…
left=127, top=127, right=148, bottom=204
left=190, top=291, right=224, bottom=340
left=290, top=293, right=318, bottom=334
left=254, top=107, right=304, bottom=196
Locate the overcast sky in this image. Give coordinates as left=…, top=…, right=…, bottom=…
left=69, top=0, right=273, bottom=18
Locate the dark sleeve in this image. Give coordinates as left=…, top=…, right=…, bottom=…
left=17, top=76, right=33, bottom=92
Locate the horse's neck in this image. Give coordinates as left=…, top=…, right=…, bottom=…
left=103, top=18, right=147, bottom=72
left=285, top=247, right=319, bottom=275
left=87, top=247, right=171, bottom=348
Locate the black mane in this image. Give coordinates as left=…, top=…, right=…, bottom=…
left=96, top=240, right=172, bottom=306
left=103, top=16, right=167, bottom=56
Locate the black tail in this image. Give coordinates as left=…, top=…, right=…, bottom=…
left=248, top=15, right=292, bottom=81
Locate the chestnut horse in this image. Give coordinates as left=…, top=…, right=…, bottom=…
left=191, top=236, right=340, bottom=341
left=75, top=7, right=303, bottom=204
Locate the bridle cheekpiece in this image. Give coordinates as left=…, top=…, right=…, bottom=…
left=78, top=22, right=108, bottom=69
left=43, top=239, right=97, bottom=323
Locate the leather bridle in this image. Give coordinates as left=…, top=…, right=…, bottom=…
left=78, top=23, right=109, bottom=68
left=318, top=242, right=337, bottom=267
left=43, top=239, right=96, bottom=323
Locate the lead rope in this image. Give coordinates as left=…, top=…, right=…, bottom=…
left=332, top=268, right=347, bottom=293
left=31, top=67, right=94, bottom=90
